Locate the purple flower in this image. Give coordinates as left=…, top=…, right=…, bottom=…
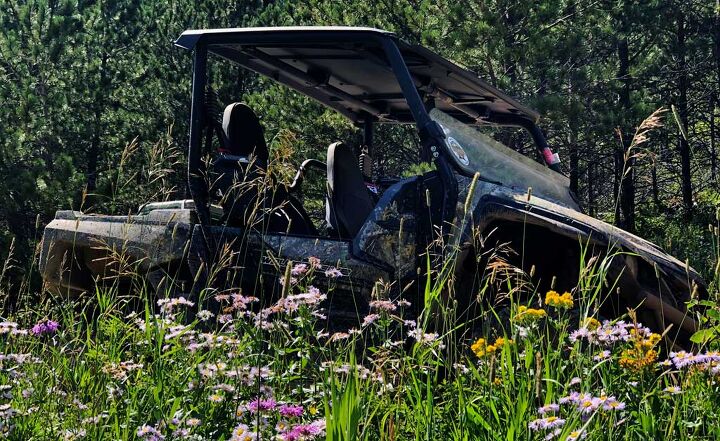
left=538, top=404, right=560, bottom=415
left=247, top=397, right=277, bottom=413
left=602, top=397, right=626, bottom=411
left=280, top=419, right=326, bottom=440
left=31, top=320, right=59, bottom=336
left=324, top=267, right=343, bottom=278
left=136, top=424, right=165, bottom=441
left=278, top=404, right=303, bottom=418
left=291, top=263, right=308, bottom=276
left=529, top=416, right=565, bottom=431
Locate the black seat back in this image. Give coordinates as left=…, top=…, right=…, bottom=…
left=326, top=142, right=374, bottom=238
left=221, top=103, right=269, bottom=166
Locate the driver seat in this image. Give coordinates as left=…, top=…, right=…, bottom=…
left=326, top=142, right=375, bottom=238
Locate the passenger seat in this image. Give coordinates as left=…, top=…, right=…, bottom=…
left=326, top=142, right=375, bottom=238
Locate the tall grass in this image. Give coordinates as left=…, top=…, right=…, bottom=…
left=0, top=214, right=718, bottom=440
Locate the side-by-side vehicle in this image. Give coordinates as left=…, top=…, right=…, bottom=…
left=39, top=27, right=706, bottom=348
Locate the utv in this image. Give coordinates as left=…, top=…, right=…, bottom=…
left=39, top=26, right=706, bottom=347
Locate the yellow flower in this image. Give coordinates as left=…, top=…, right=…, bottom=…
left=492, top=377, right=502, bottom=386
left=545, top=290, right=573, bottom=309
left=619, top=333, right=661, bottom=373
left=513, top=306, right=547, bottom=323
left=471, top=336, right=513, bottom=359
left=583, top=317, right=601, bottom=330
left=308, top=405, right=318, bottom=416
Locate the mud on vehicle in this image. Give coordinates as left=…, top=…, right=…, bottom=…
left=39, top=27, right=706, bottom=348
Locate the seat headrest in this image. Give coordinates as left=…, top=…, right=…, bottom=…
left=221, top=103, right=269, bottom=164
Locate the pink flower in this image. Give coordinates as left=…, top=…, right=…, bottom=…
left=280, top=419, right=326, bottom=440
left=308, top=256, right=321, bottom=269
left=324, top=267, right=343, bottom=278
left=291, top=263, right=308, bottom=276
left=278, top=404, right=303, bottom=418
left=362, top=314, right=380, bottom=327
left=369, top=300, right=396, bottom=312
left=247, top=397, right=277, bottom=413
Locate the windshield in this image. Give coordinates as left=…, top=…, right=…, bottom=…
left=428, top=109, right=572, bottom=202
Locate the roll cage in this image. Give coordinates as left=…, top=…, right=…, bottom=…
left=174, top=26, right=559, bottom=235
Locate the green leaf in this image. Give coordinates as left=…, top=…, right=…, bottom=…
left=690, top=328, right=717, bottom=344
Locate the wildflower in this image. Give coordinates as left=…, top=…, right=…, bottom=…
left=559, top=391, right=582, bottom=405
left=280, top=419, right=326, bottom=440
left=528, top=416, right=566, bottom=431
left=308, top=256, right=321, bottom=269
left=208, top=393, right=224, bottom=403
left=578, top=397, right=601, bottom=414
left=453, top=363, right=470, bottom=375
left=136, top=424, right=165, bottom=441
left=247, top=397, right=277, bottom=413
left=567, top=430, right=586, bottom=440
left=408, top=328, right=443, bottom=347
left=513, top=305, right=547, bottom=323
left=185, top=418, right=201, bottom=427
left=619, top=332, right=661, bottom=373
left=602, top=397, right=626, bottom=411
left=663, top=386, right=682, bottom=395
left=324, top=267, right=343, bottom=278
left=583, top=317, right=601, bottom=330
left=215, top=294, right=231, bottom=303
left=196, top=310, right=214, bottom=321
left=279, top=276, right=298, bottom=287
left=545, top=428, right=562, bottom=440
left=569, top=377, right=581, bottom=386
left=362, top=314, right=380, bottom=327
left=30, top=320, right=59, bottom=336
left=276, top=420, right=290, bottom=432
left=329, top=332, right=350, bottom=342
left=369, top=300, right=396, bottom=312
left=157, top=297, right=194, bottom=314
left=278, top=404, right=303, bottom=418
left=230, top=424, right=256, bottom=441
left=308, top=405, right=319, bottom=415
left=545, top=290, right=573, bottom=309
left=218, top=314, right=233, bottom=324
left=63, top=428, right=87, bottom=440
left=291, top=263, right=308, bottom=276
left=471, top=336, right=512, bottom=359
left=593, top=350, right=611, bottom=361
left=538, top=404, right=560, bottom=415
left=0, top=322, right=19, bottom=335
left=397, top=299, right=411, bottom=307
left=569, top=327, right=591, bottom=343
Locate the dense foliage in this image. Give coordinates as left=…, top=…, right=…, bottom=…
left=1, top=0, right=718, bottom=292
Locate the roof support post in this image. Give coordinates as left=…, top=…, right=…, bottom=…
left=188, top=42, right=216, bottom=256
left=188, top=42, right=208, bottom=220
left=379, top=37, right=458, bottom=236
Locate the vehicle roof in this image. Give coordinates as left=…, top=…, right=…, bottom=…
left=175, top=26, right=540, bottom=125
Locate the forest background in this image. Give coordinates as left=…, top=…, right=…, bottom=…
left=1, top=0, right=718, bottom=299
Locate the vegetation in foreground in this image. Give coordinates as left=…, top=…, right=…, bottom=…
left=0, top=214, right=719, bottom=440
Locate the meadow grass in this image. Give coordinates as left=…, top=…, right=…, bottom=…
left=0, top=217, right=719, bottom=441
